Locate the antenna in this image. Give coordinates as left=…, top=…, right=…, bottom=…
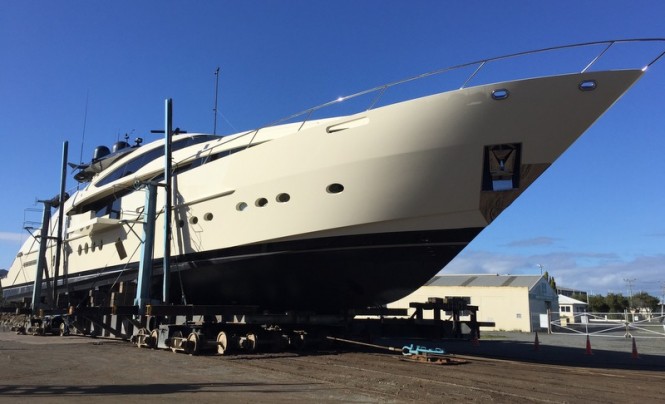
left=213, top=67, right=220, bottom=135
left=78, top=90, right=89, bottom=165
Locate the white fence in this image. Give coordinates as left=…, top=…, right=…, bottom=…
left=548, top=311, right=665, bottom=339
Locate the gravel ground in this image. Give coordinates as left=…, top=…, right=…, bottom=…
left=1, top=329, right=664, bottom=403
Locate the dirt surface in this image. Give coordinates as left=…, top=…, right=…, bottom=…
left=1, top=330, right=663, bottom=403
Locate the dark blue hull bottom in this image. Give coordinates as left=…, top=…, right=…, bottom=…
left=4, top=228, right=482, bottom=312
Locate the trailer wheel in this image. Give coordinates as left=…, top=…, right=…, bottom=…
left=149, top=329, right=159, bottom=349
left=186, top=332, right=200, bottom=355
left=244, top=333, right=257, bottom=352
left=170, top=331, right=183, bottom=353
left=216, top=331, right=228, bottom=355
left=59, top=322, right=69, bottom=336
left=136, top=328, right=150, bottom=348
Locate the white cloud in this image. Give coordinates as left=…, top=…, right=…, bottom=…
left=442, top=250, right=529, bottom=275
left=0, top=232, right=25, bottom=242
left=442, top=249, right=665, bottom=298
left=504, top=237, right=559, bottom=248
left=0, top=233, right=26, bottom=269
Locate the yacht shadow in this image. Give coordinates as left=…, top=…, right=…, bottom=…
left=0, top=381, right=324, bottom=396
left=413, top=337, right=665, bottom=371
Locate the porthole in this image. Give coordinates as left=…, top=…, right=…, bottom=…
left=276, top=193, right=291, bottom=203
left=84, top=243, right=89, bottom=254
left=491, top=89, right=509, bottom=100
left=236, top=202, right=248, bottom=211
left=204, top=212, right=214, bottom=221
left=579, top=80, right=597, bottom=91
left=256, top=198, right=268, bottom=207
left=78, top=245, right=83, bottom=256
left=326, top=183, right=345, bottom=194
left=189, top=216, right=199, bottom=225
left=91, top=242, right=96, bottom=252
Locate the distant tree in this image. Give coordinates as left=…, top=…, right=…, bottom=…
left=631, top=292, right=659, bottom=312
left=587, top=295, right=609, bottom=313
left=542, top=271, right=557, bottom=291
left=605, top=293, right=629, bottom=313
left=570, top=293, right=588, bottom=303
left=548, top=276, right=557, bottom=291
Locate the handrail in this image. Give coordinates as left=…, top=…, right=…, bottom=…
left=581, top=41, right=615, bottom=73
left=229, top=39, right=665, bottom=149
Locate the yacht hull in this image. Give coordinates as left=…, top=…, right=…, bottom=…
left=2, top=68, right=646, bottom=312
left=172, top=228, right=481, bottom=311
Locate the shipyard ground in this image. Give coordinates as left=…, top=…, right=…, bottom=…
left=1, top=330, right=663, bottom=403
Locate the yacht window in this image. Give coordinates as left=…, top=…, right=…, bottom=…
left=95, top=195, right=122, bottom=219
left=95, top=135, right=217, bottom=187
left=76, top=188, right=132, bottom=217
left=491, top=89, right=510, bottom=100
left=579, top=80, right=597, bottom=91
left=276, top=193, right=291, bottom=203
left=174, top=145, right=247, bottom=176
left=326, top=183, right=345, bottom=194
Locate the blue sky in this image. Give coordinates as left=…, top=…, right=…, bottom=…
left=1, top=1, right=664, bottom=297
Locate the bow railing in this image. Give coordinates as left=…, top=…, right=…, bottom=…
left=231, top=38, right=665, bottom=148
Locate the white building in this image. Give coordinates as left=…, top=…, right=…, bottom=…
left=558, top=294, right=588, bottom=324
left=388, top=274, right=559, bottom=332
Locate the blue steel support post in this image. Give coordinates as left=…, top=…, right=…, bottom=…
left=135, top=182, right=158, bottom=313
left=163, top=98, right=172, bottom=304
left=31, top=202, right=52, bottom=312
left=53, top=141, right=68, bottom=305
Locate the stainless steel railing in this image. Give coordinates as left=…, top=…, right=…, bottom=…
left=233, top=38, right=664, bottom=148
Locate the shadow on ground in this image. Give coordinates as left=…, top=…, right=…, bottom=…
left=0, top=381, right=325, bottom=396
left=371, top=335, right=665, bottom=371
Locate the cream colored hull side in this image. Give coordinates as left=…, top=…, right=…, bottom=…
left=5, top=69, right=643, bottom=288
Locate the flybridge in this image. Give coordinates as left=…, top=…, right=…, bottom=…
left=71, top=138, right=140, bottom=183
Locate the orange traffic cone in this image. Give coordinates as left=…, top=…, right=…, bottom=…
left=631, top=337, right=639, bottom=359
left=585, top=335, right=593, bottom=355
left=533, top=331, right=540, bottom=352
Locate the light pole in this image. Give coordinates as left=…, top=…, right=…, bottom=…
left=624, top=278, right=636, bottom=310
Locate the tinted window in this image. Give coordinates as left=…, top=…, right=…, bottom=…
left=95, top=135, right=217, bottom=187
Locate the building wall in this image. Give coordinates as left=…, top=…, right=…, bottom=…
left=559, top=303, right=586, bottom=323
left=528, top=278, right=560, bottom=331
left=388, top=286, right=533, bottom=332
